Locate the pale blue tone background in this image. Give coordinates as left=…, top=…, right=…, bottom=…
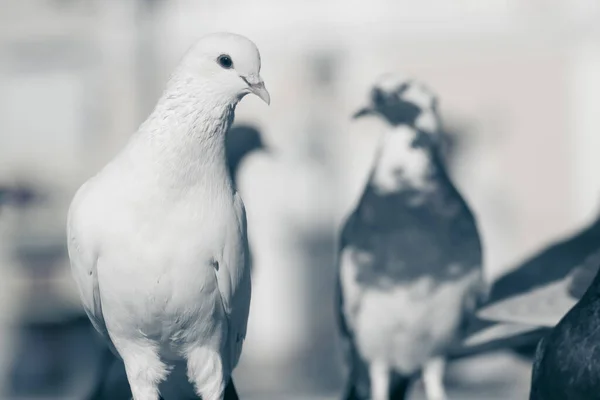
left=1, top=0, right=599, bottom=398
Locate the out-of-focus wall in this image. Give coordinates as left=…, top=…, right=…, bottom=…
left=1, top=0, right=600, bottom=398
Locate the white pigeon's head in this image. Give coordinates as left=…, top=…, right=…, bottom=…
left=177, top=32, right=270, bottom=105
left=354, top=73, right=439, bottom=132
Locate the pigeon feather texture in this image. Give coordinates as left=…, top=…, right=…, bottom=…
left=67, top=32, right=269, bottom=400
left=529, top=260, right=600, bottom=400
left=337, top=74, right=485, bottom=400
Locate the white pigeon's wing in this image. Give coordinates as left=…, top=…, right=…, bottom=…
left=476, top=278, right=577, bottom=327
left=67, top=182, right=114, bottom=351
left=215, top=192, right=251, bottom=371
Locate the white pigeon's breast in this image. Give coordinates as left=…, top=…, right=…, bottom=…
left=339, top=247, right=480, bottom=374
left=88, top=178, right=241, bottom=352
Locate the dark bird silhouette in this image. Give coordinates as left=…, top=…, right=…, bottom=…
left=226, top=124, right=268, bottom=188
left=336, top=74, right=486, bottom=400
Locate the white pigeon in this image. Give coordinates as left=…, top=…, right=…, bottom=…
left=337, top=74, right=486, bottom=400
left=67, top=32, right=269, bottom=400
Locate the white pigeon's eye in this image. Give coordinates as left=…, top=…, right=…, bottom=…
left=217, top=54, right=233, bottom=69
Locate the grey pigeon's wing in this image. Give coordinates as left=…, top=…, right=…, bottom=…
left=67, top=183, right=115, bottom=353
left=335, top=213, right=375, bottom=399
left=485, top=218, right=600, bottom=306
left=449, top=319, right=548, bottom=361
left=435, top=152, right=488, bottom=317
left=477, top=256, right=600, bottom=328
left=216, top=192, right=251, bottom=371
left=336, top=210, right=377, bottom=337
left=461, top=322, right=542, bottom=349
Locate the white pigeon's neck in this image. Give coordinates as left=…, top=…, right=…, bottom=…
left=130, top=74, right=237, bottom=189
left=369, top=125, right=438, bottom=195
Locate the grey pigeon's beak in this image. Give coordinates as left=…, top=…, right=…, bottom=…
left=243, top=75, right=270, bottom=105
left=352, top=106, right=374, bottom=119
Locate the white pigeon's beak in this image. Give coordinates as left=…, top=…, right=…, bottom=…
left=243, top=75, right=270, bottom=105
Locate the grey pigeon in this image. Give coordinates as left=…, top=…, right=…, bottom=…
left=67, top=32, right=269, bottom=400
left=336, top=74, right=486, bottom=400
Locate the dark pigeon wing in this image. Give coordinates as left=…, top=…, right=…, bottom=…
left=487, top=218, right=600, bottom=306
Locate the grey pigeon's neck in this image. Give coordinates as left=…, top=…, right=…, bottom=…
left=368, top=125, right=439, bottom=196
left=130, top=76, right=237, bottom=190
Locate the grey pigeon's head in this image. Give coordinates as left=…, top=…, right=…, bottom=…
left=176, top=32, right=270, bottom=105
left=225, top=124, right=268, bottom=185
left=354, top=73, right=439, bottom=133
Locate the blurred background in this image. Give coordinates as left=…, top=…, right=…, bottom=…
left=1, top=0, right=600, bottom=398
